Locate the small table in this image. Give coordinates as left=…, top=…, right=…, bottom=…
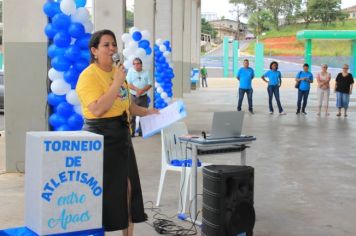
left=178, top=136, right=256, bottom=224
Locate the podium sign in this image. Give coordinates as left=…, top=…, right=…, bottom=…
left=25, top=131, right=103, bottom=235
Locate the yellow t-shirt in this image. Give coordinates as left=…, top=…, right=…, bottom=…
left=76, top=63, right=130, bottom=119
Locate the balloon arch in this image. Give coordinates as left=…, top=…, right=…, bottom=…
left=43, top=0, right=175, bottom=131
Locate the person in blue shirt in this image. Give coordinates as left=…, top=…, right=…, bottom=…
left=237, top=59, right=255, bottom=114
left=295, top=63, right=313, bottom=115
left=127, top=58, right=152, bottom=136
left=262, top=61, right=286, bottom=115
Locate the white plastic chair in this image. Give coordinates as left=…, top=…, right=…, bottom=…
left=156, top=122, right=203, bottom=213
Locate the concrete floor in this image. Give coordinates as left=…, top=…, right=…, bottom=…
left=1, top=78, right=356, bottom=236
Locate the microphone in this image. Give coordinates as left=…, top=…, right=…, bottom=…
left=112, top=52, right=124, bottom=66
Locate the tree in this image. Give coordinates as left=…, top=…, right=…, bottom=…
left=248, top=9, right=273, bottom=37
left=309, top=0, right=342, bottom=27
left=126, top=10, right=134, bottom=32
left=201, top=18, right=217, bottom=39
left=298, top=0, right=313, bottom=28
left=282, top=0, right=302, bottom=25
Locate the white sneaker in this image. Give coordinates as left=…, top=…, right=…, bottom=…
left=279, top=111, right=287, bottom=115
left=269, top=111, right=274, bottom=115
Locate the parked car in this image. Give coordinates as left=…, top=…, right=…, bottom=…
left=0, top=71, right=4, bottom=113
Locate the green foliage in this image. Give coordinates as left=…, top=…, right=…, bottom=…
left=126, top=10, right=134, bottom=32
left=201, top=18, right=217, bottom=39
left=309, top=0, right=343, bottom=27
left=248, top=10, right=274, bottom=35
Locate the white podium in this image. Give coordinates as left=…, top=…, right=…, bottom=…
left=25, top=131, right=103, bottom=235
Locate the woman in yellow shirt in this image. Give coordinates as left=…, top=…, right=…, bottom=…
left=76, top=29, right=157, bottom=235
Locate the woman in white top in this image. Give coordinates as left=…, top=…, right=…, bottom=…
left=316, top=64, right=331, bottom=116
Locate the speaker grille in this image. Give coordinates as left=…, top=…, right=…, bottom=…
left=202, top=165, right=255, bottom=236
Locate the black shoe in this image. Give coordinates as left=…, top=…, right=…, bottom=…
left=296, top=111, right=300, bottom=115
left=302, top=111, right=307, bottom=115
left=249, top=110, right=254, bottom=115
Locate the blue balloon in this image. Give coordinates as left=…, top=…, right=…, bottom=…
left=47, top=93, right=66, bottom=107
left=44, top=23, right=58, bottom=39
left=159, top=56, right=166, bottom=63
left=68, top=113, right=84, bottom=130
left=53, top=31, right=71, bottom=48
left=74, top=58, right=89, bottom=72
left=145, top=47, right=152, bottom=55
left=51, top=55, right=71, bottom=71
left=64, top=67, right=79, bottom=85
left=138, top=40, right=150, bottom=49
left=55, top=124, right=72, bottom=131
left=163, top=40, right=170, bottom=46
left=68, top=23, right=85, bottom=39
left=167, top=91, right=173, bottom=97
left=49, top=113, right=66, bottom=128
left=155, top=76, right=163, bottom=83
left=75, top=33, right=91, bottom=49
left=75, top=0, right=87, bottom=8
left=80, top=50, right=91, bottom=62
left=43, top=1, right=60, bottom=18
left=156, top=65, right=163, bottom=73
left=56, top=102, right=74, bottom=118
left=52, top=13, right=71, bottom=31
left=132, top=31, right=142, bottom=41
left=48, top=44, right=66, bottom=58
left=154, top=45, right=159, bottom=51
left=64, top=45, right=81, bottom=61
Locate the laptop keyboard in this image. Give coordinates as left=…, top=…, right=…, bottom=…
left=197, top=145, right=247, bottom=155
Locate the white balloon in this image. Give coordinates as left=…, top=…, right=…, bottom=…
left=48, top=68, right=64, bottom=81
left=155, top=39, right=163, bottom=45
left=60, top=0, right=76, bottom=15
left=157, top=87, right=163, bottom=93
left=66, top=89, right=80, bottom=105
left=124, top=60, right=132, bottom=69
left=159, top=45, right=167, bottom=52
left=71, top=7, right=90, bottom=23
left=163, top=51, right=171, bottom=58
left=160, top=92, right=168, bottom=99
left=129, top=27, right=140, bottom=35
left=83, top=20, right=93, bottom=33
left=155, top=82, right=160, bottom=88
left=128, top=41, right=138, bottom=51
left=123, top=48, right=131, bottom=58
left=135, top=48, right=146, bottom=59
left=74, top=105, right=83, bottom=115
left=164, top=97, right=171, bottom=104
left=51, top=79, right=71, bottom=96
left=121, top=33, right=131, bottom=43
left=141, top=30, right=150, bottom=40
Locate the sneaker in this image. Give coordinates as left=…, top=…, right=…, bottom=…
left=296, top=111, right=300, bottom=115
left=336, top=113, right=341, bottom=117
left=269, top=111, right=274, bottom=115
left=249, top=110, right=254, bottom=115
left=302, top=111, right=307, bottom=115
left=279, top=111, right=287, bottom=115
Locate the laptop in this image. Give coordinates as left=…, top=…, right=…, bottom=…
left=206, top=111, right=245, bottom=140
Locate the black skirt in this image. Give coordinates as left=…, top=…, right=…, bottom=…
left=83, top=115, right=146, bottom=231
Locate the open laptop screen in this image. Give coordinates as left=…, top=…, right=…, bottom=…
left=207, top=111, right=245, bottom=139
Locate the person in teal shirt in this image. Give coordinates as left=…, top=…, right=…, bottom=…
left=237, top=59, right=255, bottom=114
left=262, top=61, right=286, bottom=115
left=295, top=63, right=313, bottom=115
left=126, top=58, right=152, bottom=136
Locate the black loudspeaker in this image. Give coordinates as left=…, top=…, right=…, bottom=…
left=202, top=165, right=255, bottom=236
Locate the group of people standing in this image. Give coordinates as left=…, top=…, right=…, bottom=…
left=235, top=59, right=354, bottom=117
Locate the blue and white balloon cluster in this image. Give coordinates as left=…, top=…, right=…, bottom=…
left=121, top=27, right=153, bottom=71
left=153, top=39, right=174, bottom=109
left=43, top=0, right=92, bottom=131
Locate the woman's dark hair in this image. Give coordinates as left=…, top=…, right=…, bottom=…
left=89, top=29, right=117, bottom=63
left=270, top=61, right=278, bottom=70
left=133, top=57, right=142, bottom=64
left=303, top=63, right=309, bottom=68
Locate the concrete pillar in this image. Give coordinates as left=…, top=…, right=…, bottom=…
left=171, top=0, right=184, bottom=97
left=190, top=0, right=198, bottom=70
left=4, top=0, right=48, bottom=172
left=93, top=0, right=126, bottom=51
left=182, top=0, right=192, bottom=93
left=155, top=0, right=172, bottom=41
left=134, top=0, right=155, bottom=43
left=196, top=1, right=201, bottom=75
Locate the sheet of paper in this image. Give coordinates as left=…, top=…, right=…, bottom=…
left=140, top=100, right=187, bottom=138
